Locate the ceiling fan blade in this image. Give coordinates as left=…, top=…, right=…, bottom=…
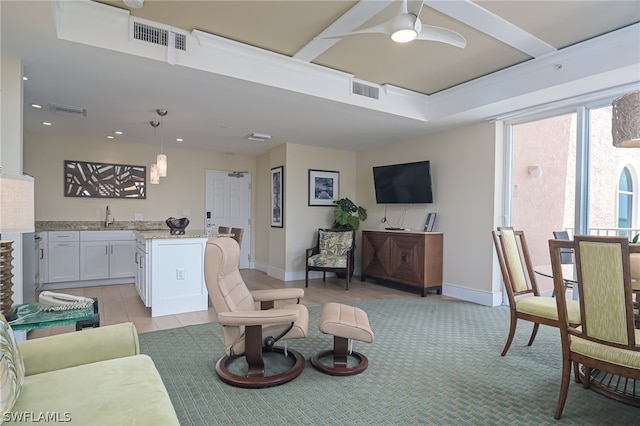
left=318, top=20, right=396, bottom=39
left=405, top=0, right=425, bottom=18
left=416, top=25, right=467, bottom=48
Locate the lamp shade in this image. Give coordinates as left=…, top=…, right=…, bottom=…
left=0, top=172, right=35, bottom=233
left=612, top=90, right=640, bottom=148
left=156, top=154, right=167, bottom=177
left=150, top=164, right=160, bottom=184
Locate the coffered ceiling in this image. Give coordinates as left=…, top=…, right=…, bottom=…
left=2, top=1, right=639, bottom=155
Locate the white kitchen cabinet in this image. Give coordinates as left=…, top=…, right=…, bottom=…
left=134, top=234, right=150, bottom=307
left=36, top=232, right=48, bottom=285
left=80, top=231, right=135, bottom=281
left=48, top=231, right=80, bottom=282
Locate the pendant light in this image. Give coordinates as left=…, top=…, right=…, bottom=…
left=612, top=91, right=640, bottom=148
left=156, top=109, right=168, bottom=177
left=150, top=164, right=160, bottom=184
left=149, top=120, right=161, bottom=184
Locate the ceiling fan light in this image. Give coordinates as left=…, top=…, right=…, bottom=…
left=123, top=0, right=144, bottom=9
left=391, top=28, right=417, bottom=43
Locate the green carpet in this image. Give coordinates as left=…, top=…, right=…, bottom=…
left=139, top=298, right=638, bottom=425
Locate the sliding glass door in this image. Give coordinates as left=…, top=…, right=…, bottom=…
left=507, top=99, right=640, bottom=293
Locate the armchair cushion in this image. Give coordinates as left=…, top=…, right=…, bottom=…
left=0, top=315, right=25, bottom=420
left=307, top=254, right=348, bottom=268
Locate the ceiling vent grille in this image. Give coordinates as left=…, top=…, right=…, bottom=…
left=49, top=103, right=87, bottom=117
left=133, top=21, right=187, bottom=51
left=352, top=81, right=380, bottom=100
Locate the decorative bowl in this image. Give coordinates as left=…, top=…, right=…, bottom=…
left=166, top=217, right=190, bottom=235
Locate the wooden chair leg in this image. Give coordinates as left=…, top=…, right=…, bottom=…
left=305, top=268, right=309, bottom=288
left=554, top=357, right=572, bottom=419
left=526, top=323, right=540, bottom=346
left=501, top=312, right=518, bottom=356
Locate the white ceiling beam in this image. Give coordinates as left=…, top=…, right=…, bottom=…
left=425, top=0, right=556, bottom=58
left=293, top=0, right=394, bottom=62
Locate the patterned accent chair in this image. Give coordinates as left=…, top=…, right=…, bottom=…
left=204, top=237, right=309, bottom=388
left=492, top=227, right=581, bottom=356
left=305, top=228, right=355, bottom=290
left=549, top=235, right=640, bottom=419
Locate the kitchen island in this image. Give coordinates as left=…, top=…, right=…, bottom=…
left=135, top=229, right=222, bottom=317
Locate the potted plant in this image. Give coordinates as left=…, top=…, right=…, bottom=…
left=332, top=198, right=367, bottom=279
left=333, top=197, right=368, bottom=230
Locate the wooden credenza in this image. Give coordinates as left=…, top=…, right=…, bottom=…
left=361, top=230, right=443, bottom=297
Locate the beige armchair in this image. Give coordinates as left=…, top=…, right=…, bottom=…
left=549, top=236, right=640, bottom=418
left=204, top=237, right=309, bottom=388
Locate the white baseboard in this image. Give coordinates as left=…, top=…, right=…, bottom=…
left=442, top=283, right=503, bottom=307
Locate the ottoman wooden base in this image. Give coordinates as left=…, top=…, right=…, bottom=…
left=312, top=302, right=374, bottom=376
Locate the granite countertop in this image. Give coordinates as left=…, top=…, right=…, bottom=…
left=135, top=229, right=216, bottom=239
left=36, top=221, right=168, bottom=232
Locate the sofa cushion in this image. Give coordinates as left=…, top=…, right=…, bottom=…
left=10, top=354, right=178, bottom=425
left=0, top=315, right=25, bottom=423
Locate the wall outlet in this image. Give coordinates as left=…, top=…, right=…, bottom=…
left=134, top=213, right=143, bottom=221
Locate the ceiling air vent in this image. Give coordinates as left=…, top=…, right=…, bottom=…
left=352, top=81, right=380, bottom=100
left=49, top=103, right=87, bottom=117
left=133, top=21, right=187, bottom=51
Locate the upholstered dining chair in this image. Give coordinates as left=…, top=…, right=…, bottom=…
left=549, top=235, right=640, bottom=419
left=230, top=227, right=244, bottom=249
left=217, top=226, right=230, bottom=235
left=552, top=230, right=574, bottom=297
left=492, top=227, right=581, bottom=356
left=204, top=237, right=309, bottom=388
left=305, top=228, right=355, bottom=290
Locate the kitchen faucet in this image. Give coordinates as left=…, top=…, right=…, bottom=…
left=105, top=205, right=114, bottom=228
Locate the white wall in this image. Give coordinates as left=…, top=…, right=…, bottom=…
left=1, top=55, right=27, bottom=305
left=357, top=122, right=503, bottom=306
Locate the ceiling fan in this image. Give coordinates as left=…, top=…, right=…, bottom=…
left=321, top=0, right=466, bottom=48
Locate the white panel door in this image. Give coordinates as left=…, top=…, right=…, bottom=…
left=205, top=170, right=251, bottom=268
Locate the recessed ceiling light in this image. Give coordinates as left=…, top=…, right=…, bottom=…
left=31, top=104, right=42, bottom=109
left=176, top=138, right=183, bottom=142
left=107, top=135, right=115, bottom=139
left=42, top=122, right=51, bottom=126
left=114, top=131, right=123, bottom=135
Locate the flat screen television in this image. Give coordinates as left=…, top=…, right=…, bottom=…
left=373, top=160, right=433, bottom=204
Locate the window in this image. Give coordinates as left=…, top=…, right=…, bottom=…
left=618, top=167, right=633, bottom=229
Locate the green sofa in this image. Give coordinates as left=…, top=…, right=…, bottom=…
left=0, top=316, right=179, bottom=425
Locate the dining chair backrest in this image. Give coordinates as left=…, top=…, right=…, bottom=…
left=217, top=226, right=230, bottom=235
left=573, top=235, right=636, bottom=346
left=492, top=227, right=539, bottom=299
left=230, top=227, right=244, bottom=249
left=553, top=230, right=574, bottom=264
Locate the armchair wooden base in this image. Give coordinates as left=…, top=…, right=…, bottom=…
left=215, top=348, right=306, bottom=388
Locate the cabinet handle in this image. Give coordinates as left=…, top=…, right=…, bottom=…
left=39, top=249, right=44, bottom=260
left=111, top=245, right=113, bottom=255
left=135, top=252, right=139, bottom=264
left=106, top=245, right=109, bottom=255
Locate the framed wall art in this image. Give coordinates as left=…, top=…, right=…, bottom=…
left=271, top=166, right=284, bottom=227
left=308, top=169, right=339, bottom=206
left=64, top=160, right=146, bottom=199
